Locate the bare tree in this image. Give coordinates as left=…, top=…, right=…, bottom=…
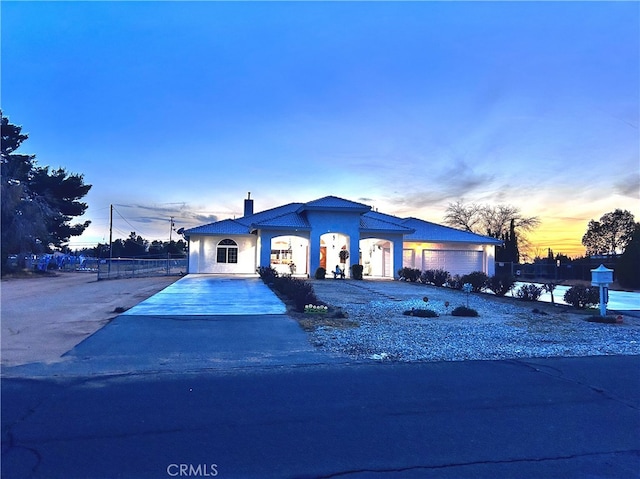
left=444, top=200, right=540, bottom=263
left=443, top=200, right=481, bottom=232
left=443, top=200, right=539, bottom=237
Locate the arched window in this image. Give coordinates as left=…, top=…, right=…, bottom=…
left=217, top=239, right=238, bottom=264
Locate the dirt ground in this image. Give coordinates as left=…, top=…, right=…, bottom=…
left=1, top=272, right=179, bottom=366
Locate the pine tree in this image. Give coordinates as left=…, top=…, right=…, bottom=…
left=1, top=113, right=92, bottom=268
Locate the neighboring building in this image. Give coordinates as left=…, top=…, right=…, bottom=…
left=183, top=194, right=502, bottom=278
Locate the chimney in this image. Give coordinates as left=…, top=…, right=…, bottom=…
left=243, top=192, right=254, bottom=217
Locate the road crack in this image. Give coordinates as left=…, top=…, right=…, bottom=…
left=314, top=449, right=640, bottom=478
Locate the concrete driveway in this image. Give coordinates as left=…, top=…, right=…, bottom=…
left=6, top=275, right=340, bottom=377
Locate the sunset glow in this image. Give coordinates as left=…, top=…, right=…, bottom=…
left=2, top=1, right=638, bottom=259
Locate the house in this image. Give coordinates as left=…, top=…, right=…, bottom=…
left=183, top=194, right=502, bottom=278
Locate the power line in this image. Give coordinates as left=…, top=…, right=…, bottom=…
left=111, top=205, right=152, bottom=237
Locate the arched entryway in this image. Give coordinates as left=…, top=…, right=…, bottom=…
left=320, top=233, right=350, bottom=276
left=360, top=238, right=393, bottom=277
left=270, top=235, right=309, bottom=276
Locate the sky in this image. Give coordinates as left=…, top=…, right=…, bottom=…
left=2, top=1, right=638, bottom=259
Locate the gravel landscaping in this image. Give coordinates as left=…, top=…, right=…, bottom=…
left=307, top=279, right=640, bottom=362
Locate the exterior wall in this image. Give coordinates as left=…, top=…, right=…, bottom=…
left=403, top=241, right=496, bottom=277
left=307, top=210, right=362, bottom=278
left=187, top=234, right=257, bottom=274
left=483, top=244, right=496, bottom=276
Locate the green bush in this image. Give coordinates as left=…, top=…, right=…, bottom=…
left=271, top=275, right=318, bottom=312
left=451, top=306, right=478, bottom=317
left=420, top=269, right=450, bottom=287
left=351, top=264, right=364, bottom=280
left=516, top=283, right=543, bottom=301
left=486, top=274, right=516, bottom=297
left=398, top=267, right=421, bottom=282
left=314, top=267, right=326, bottom=280
left=564, top=285, right=599, bottom=309
left=460, top=271, right=488, bottom=292
left=257, top=266, right=278, bottom=283
left=446, top=274, right=463, bottom=289
left=403, top=308, right=438, bottom=318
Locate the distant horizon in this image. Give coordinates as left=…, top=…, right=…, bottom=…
left=2, top=1, right=638, bottom=259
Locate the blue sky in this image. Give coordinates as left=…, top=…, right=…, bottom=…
left=2, top=1, right=638, bottom=257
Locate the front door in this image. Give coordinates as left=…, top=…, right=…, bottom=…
left=320, top=247, right=327, bottom=269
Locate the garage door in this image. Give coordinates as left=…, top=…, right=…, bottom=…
left=422, top=250, right=483, bottom=276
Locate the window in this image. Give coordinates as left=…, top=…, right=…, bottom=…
left=217, top=239, right=238, bottom=264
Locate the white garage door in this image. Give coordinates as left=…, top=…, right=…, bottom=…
left=422, top=250, right=483, bottom=276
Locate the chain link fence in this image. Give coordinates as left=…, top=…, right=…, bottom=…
left=97, top=257, right=188, bottom=280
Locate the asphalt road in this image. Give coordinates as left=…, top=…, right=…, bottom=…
left=3, top=355, right=639, bottom=479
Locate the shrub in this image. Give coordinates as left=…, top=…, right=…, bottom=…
left=314, top=267, right=326, bottom=280
left=516, top=283, right=543, bottom=301
left=487, top=274, right=516, bottom=297
left=451, top=306, right=478, bottom=317
left=564, top=285, right=600, bottom=309
left=257, top=266, right=278, bottom=283
left=351, top=264, right=364, bottom=280
left=398, top=267, right=421, bottom=282
left=403, top=308, right=438, bottom=318
left=272, top=275, right=318, bottom=312
left=460, top=271, right=488, bottom=292
left=446, top=274, right=463, bottom=290
left=420, top=269, right=450, bottom=287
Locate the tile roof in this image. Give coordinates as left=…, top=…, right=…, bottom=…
left=401, top=217, right=503, bottom=245
left=299, top=195, right=371, bottom=213
left=360, top=212, right=414, bottom=234
left=238, top=202, right=303, bottom=227
left=251, top=211, right=311, bottom=230
left=184, top=218, right=250, bottom=235
left=184, top=196, right=501, bottom=246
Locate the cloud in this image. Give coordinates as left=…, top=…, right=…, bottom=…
left=384, top=159, right=495, bottom=211
left=110, top=202, right=220, bottom=238
left=614, top=172, right=640, bottom=199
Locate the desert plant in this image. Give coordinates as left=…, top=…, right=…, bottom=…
left=398, top=267, right=421, bottom=282
left=420, top=269, right=450, bottom=287
left=564, top=285, right=599, bottom=309
left=486, top=274, right=516, bottom=297
left=516, top=283, right=543, bottom=301
left=460, top=271, right=488, bottom=292
left=451, top=306, right=478, bottom=317
left=403, top=308, right=438, bottom=318
left=351, top=264, right=364, bottom=280
left=314, top=267, right=326, bottom=280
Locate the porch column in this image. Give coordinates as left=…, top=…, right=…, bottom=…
left=392, top=235, right=404, bottom=280
left=349, top=236, right=360, bottom=278
left=308, top=230, right=322, bottom=277
left=258, top=231, right=275, bottom=269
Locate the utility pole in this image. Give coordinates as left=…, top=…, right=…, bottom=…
left=168, top=216, right=175, bottom=275
left=108, top=204, right=113, bottom=277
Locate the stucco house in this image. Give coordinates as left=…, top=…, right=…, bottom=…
left=184, top=194, right=502, bottom=279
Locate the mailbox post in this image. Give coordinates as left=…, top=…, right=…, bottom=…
left=591, top=264, right=614, bottom=317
